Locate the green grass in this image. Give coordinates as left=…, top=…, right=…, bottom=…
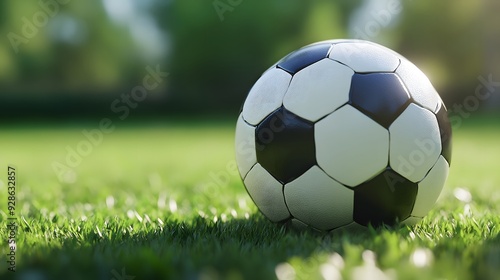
left=0, top=116, right=499, bottom=280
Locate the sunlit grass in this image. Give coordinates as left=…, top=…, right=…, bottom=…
left=0, top=116, right=499, bottom=280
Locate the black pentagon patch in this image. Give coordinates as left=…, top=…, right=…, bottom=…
left=255, top=107, right=316, bottom=184
left=435, top=104, right=452, bottom=164
left=277, top=43, right=332, bottom=75
left=353, top=169, right=417, bottom=227
left=349, top=73, right=411, bottom=128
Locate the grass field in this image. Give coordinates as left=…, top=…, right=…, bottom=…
left=0, top=115, right=499, bottom=280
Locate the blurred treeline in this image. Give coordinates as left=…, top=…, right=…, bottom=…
left=0, top=0, right=498, bottom=121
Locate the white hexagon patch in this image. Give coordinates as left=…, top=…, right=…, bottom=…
left=244, top=164, right=290, bottom=222
left=389, top=104, right=442, bottom=183
left=242, top=68, right=292, bottom=125
left=284, top=166, right=353, bottom=230
left=412, top=156, right=449, bottom=217
left=329, top=42, right=400, bottom=73
left=235, top=114, right=257, bottom=178
left=396, top=59, right=441, bottom=113
left=283, top=59, right=353, bottom=122
left=316, top=105, right=389, bottom=187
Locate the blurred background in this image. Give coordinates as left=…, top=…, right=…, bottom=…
left=0, top=0, right=499, bottom=122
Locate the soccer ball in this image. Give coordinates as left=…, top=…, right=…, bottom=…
left=235, top=39, right=452, bottom=231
